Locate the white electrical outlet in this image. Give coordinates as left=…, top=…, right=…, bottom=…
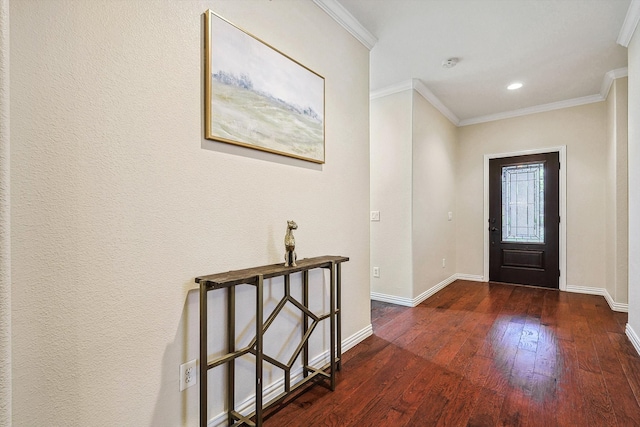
left=180, top=359, right=197, bottom=391
left=373, top=267, right=380, bottom=277
left=370, top=211, right=380, bottom=221
left=442, top=258, right=446, bottom=268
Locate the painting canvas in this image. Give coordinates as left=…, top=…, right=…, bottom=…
left=204, top=10, right=325, bottom=164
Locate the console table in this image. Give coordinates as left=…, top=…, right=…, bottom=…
left=195, top=255, right=349, bottom=427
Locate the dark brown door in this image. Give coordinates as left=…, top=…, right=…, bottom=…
left=489, top=152, right=560, bottom=289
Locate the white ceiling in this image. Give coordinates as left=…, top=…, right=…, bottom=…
left=332, top=0, right=631, bottom=125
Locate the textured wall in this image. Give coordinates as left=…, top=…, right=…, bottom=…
left=370, top=90, right=413, bottom=299
left=605, top=78, right=629, bottom=305
left=628, top=31, right=640, bottom=336
left=606, top=80, right=617, bottom=301
left=0, top=0, right=10, bottom=425
left=615, top=78, right=629, bottom=304
left=411, top=91, right=457, bottom=296
left=10, top=1, right=370, bottom=425
left=457, top=103, right=608, bottom=289
left=370, top=88, right=457, bottom=302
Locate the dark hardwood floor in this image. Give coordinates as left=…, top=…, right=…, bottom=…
left=264, top=280, right=640, bottom=426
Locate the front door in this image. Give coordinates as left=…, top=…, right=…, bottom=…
left=489, top=152, right=560, bottom=289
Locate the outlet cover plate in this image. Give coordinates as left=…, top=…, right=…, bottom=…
left=180, top=359, right=197, bottom=391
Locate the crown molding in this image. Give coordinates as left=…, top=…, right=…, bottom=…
left=618, top=0, right=640, bottom=47
left=371, top=68, right=627, bottom=127
left=372, top=83, right=602, bottom=128
left=601, top=67, right=629, bottom=98
left=369, top=79, right=460, bottom=126
left=312, top=0, right=378, bottom=50
left=370, top=80, right=414, bottom=100
left=459, top=94, right=604, bottom=126
left=412, top=79, right=461, bottom=126
left=462, top=68, right=629, bottom=126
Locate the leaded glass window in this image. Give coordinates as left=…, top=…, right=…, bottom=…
left=501, top=162, right=545, bottom=243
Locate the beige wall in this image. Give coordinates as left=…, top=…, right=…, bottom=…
left=0, top=0, right=10, bottom=425
left=411, top=92, right=457, bottom=296
left=629, top=31, right=640, bottom=335
left=606, top=77, right=629, bottom=305
left=616, top=78, right=629, bottom=304
left=10, top=1, right=371, bottom=425
left=373, top=88, right=616, bottom=302
left=370, top=90, right=413, bottom=299
left=457, top=102, right=608, bottom=290
left=370, top=88, right=457, bottom=303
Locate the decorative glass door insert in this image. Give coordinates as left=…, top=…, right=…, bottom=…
left=501, top=162, right=545, bottom=243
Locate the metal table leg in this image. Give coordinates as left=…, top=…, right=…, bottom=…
left=303, top=270, right=309, bottom=378
left=255, top=275, right=264, bottom=427
left=199, top=283, right=208, bottom=427
left=227, top=286, right=236, bottom=426
left=329, top=261, right=336, bottom=391
left=337, top=263, right=342, bottom=371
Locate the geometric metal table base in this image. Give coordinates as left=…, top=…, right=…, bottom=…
left=196, top=256, right=349, bottom=427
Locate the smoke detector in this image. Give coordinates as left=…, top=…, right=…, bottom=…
left=442, top=58, right=459, bottom=68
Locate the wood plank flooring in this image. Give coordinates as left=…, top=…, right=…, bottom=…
left=263, top=280, right=640, bottom=426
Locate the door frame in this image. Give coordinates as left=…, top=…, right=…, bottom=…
left=483, top=145, right=567, bottom=290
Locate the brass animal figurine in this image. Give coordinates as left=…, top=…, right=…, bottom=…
left=284, top=220, right=298, bottom=267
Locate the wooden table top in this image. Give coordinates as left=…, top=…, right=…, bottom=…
left=196, top=255, right=349, bottom=289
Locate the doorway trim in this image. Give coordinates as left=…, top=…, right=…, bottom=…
left=483, top=146, right=567, bottom=290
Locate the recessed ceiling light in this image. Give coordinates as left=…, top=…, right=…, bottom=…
left=507, top=82, right=523, bottom=90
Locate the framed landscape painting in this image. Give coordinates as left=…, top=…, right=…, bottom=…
left=204, top=10, right=325, bottom=164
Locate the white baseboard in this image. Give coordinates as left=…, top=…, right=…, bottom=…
left=371, top=273, right=484, bottom=308
left=370, top=292, right=413, bottom=307
left=626, top=324, right=640, bottom=357
left=208, top=324, right=373, bottom=427
left=413, top=274, right=458, bottom=306
left=455, top=273, right=485, bottom=282
left=342, top=324, right=373, bottom=353
left=605, top=291, right=629, bottom=312
left=370, top=275, right=629, bottom=313
left=565, top=285, right=628, bottom=312
left=371, top=275, right=456, bottom=307
left=565, top=284, right=607, bottom=296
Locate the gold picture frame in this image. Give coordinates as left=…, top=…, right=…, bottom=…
left=204, top=10, right=325, bottom=164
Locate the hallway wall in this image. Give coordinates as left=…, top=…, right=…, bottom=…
left=411, top=91, right=457, bottom=298
left=370, top=86, right=457, bottom=305
left=627, top=21, right=640, bottom=348
left=606, top=77, right=629, bottom=306
left=457, top=102, right=608, bottom=292
left=9, top=1, right=371, bottom=425
left=370, top=90, right=413, bottom=300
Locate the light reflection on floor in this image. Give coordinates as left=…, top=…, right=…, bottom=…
left=487, top=314, right=561, bottom=402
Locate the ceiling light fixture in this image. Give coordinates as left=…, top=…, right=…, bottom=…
left=507, top=82, right=523, bottom=90
left=442, top=57, right=459, bottom=68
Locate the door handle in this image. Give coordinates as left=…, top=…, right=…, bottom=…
left=490, top=227, right=498, bottom=232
